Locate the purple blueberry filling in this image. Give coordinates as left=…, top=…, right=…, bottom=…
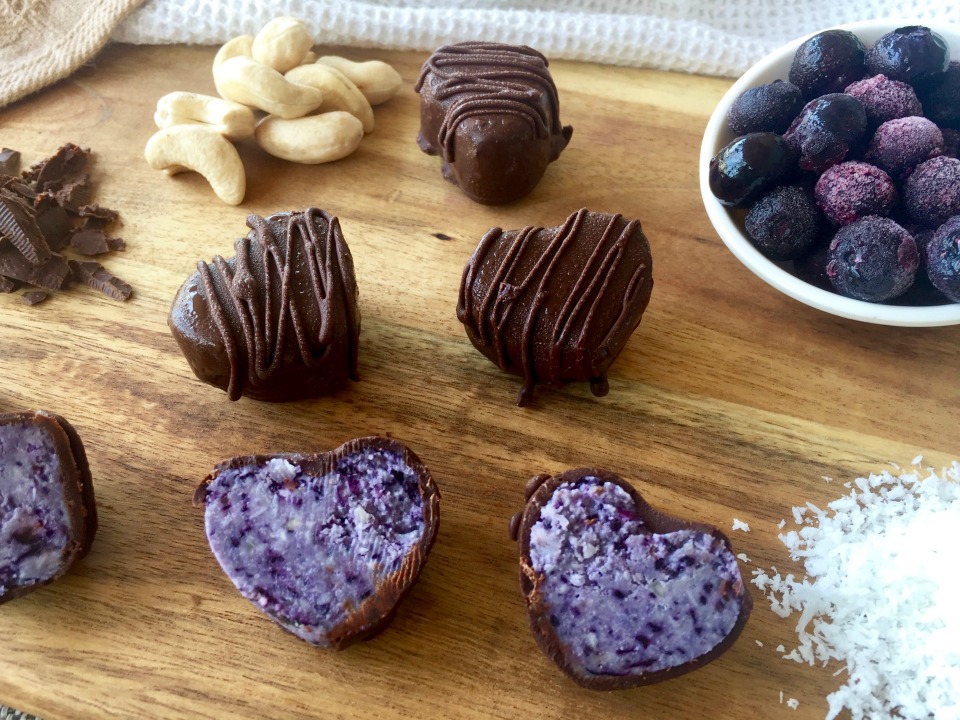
left=203, top=448, right=426, bottom=646
left=0, top=420, right=73, bottom=596
left=528, top=480, right=743, bottom=677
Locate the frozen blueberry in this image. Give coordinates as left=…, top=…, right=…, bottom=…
left=784, top=93, right=868, bottom=172
left=745, top=185, right=822, bottom=259
left=826, top=216, right=918, bottom=301
left=926, top=215, right=960, bottom=302
left=867, top=116, right=944, bottom=176
left=815, top=161, right=897, bottom=225
left=708, top=132, right=798, bottom=207
left=866, top=26, right=950, bottom=84
left=728, top=80, right=805, bottom=134
left=904, top=156, right=960, bottom=226
left=916, top=62, right=960, bottom=129
left=844, top=74, right=923, bottom=126
left=790, top=29, right=866, bottom=100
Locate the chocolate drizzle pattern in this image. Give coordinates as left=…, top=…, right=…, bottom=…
left=457, top=209, right=653, bottom=406
left=192, top=209, right=359, bottom=401
left=415, top=42, right=562, bottom=164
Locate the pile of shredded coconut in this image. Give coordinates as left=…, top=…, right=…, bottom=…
left=752, top=459, right=960, bottom=720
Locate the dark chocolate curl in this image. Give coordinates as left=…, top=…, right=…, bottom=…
left=68, top=259, right=132, bottom=301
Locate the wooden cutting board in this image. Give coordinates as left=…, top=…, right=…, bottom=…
left=1, top=43, right=958, bottom=720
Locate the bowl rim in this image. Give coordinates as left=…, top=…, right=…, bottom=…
left=699, top=18, right=960, bottom=328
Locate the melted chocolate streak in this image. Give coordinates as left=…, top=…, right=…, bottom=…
left=197, top=210, right=359, bottom=401
left=458, top=209, right=649, bottom=405
left=415, top=43, right=562, bottom=163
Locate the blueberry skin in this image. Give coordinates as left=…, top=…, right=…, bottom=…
left=926, top=215, right=960, bottom=302
left=916, top=61, right=960, bottom=129
left=784, top=93, right=868, bottom=173
left=728, top=80, right=805, bottom=135
left=745, top=185, right=823, bottom=260
left=790, top=30, right=866, bottom=100
left=826, top=216, right=919, bottom=302
left=708, top=132, right=798, bottom=208
left=866, top=26, right=950, bottom=84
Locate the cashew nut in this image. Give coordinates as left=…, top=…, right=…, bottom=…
left=251, top=17, right=313, bottom=74
left=214, top=55, right=323, bottom=119
left=144, top=125, right=246, bottom=205
left=213, top=35, right=254, bottom=73
left=300, top=50, right=317, bottom=66
left=154, top=92, right=256, bottom=141
left=255, top=112, right=363, bottom=164
left=285, top=64, right=374, bottom=133
left=315, top=56, right=403, bottom=106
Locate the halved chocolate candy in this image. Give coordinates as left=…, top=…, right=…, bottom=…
left=0, top=411, right=97, bottom=604
left=511, top=469, right=751, bottom=689
left=168, top=208, right=360, bottom=402
left=457, top=209, right=653, bottom=406
left=195, top=437, right=440, bottom=649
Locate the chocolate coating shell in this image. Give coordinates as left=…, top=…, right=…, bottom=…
left=457, top=209, right=653, bottom=406
left=168, top=209, right=360, bottom=402
left=0, top=410, right=96, bottom=605
left=416, top=42, right=572, bottom=205
left=511, top=468, right=752, bottom=690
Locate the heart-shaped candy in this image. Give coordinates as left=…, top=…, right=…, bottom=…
left=511, top=468, right=751, bottom=689
left=195, top=436, right=439, bottom=648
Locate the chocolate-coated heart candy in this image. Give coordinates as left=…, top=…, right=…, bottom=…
left=195, top=437, right=439, bottom=649
left=169, top=208, right=360, bottom=402
left=510, top=468, right=751, bottom=689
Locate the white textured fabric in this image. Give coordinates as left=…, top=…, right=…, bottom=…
left=113, top=0, right=960, bottom=76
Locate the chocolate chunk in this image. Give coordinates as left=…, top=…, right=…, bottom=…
left=76, top=204, right=119, bottom=224
left=0, top=411, right=97, bottom=605
left=34, top=195, right=73, bottom=251
left=0, top=242, right=71, bottom=290
left=416, top=42, right=572, bottom=205
left=195, top=436, right=440, bottom=649
left=0, top=188, right=52, bottom=265
left=0, top=276, right=18, bottom=293
left=53, top=175, right=92, bottom=213
left=21, top=290, right=49, bottom=305
left=457, top=208, right=653, bottom=406
left=169, top=208, right=361, bottom=402
left=0, top=148, right=20, bottom=176
left=69, top=228, right=113, bottom=255
left=29, top=143, right=89, bottom=190
left=512, top=468, right=751, bottom=689
left=68, top=259, right=132, bottom=301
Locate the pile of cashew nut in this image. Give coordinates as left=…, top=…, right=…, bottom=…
left=144, top=17, right=402, bottom=205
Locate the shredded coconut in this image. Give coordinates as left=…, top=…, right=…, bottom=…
left=787, top=698, right=800, bottom=710
left=753, top=462, right=960, bottom=720
left=732, top=518, right=750, bottom=532
left=736, top=552, right=751, bottom=563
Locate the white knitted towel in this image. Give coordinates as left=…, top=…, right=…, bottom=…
left=113, top=0, right=960, bottom=76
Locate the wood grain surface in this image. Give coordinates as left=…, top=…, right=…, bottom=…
left=1, top=43, right=958, bottom=720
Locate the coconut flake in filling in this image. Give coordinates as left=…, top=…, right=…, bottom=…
left=203, top=448, right=425, bottom=646
left=0, top=420, right=74, bottom=595
left=529, top=480, right=743, bottom=676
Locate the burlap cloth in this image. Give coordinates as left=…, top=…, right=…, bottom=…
left=0, top=0, right=143, bottom=110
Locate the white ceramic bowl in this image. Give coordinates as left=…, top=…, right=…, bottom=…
left=699, top=20, right=960, bottom=327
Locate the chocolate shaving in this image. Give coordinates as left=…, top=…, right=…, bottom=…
left=0, top=149, right=20, bottom=175
left=69, top=228, right=121, bottom=256
left=32, top=143, right=89, bottom=191
left=0, top=188, right=51, bottom=265
left=0, top=243, right=71, bottom=290
left=1, top=144, right=131, bottom=303
left=34, top=195, right=73, bottom=250
left=77, top=204, right=119, bottom=223
left=21, top=290, right=49, bottom=305
left=69, top=259, right=132, bottom=301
